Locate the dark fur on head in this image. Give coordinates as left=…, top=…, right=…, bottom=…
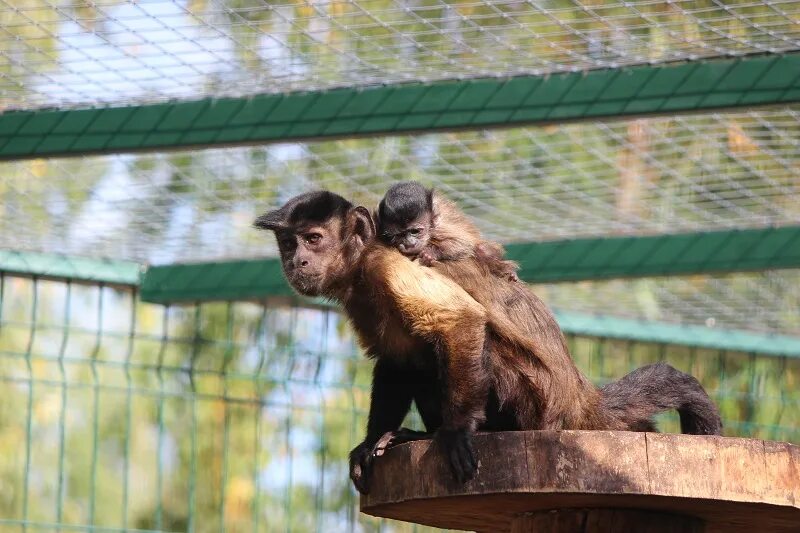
left=376, top=182, right=437, bottom=257
left=253, top=190, right=353, bottom=231
left=377, top=181, right=433, bottom=227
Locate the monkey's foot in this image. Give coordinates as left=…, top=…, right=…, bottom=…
left=435, top=428, right=478, bottom=484
left=372, top=428, right=430, bottom=457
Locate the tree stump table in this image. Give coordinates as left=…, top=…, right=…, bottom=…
left=361, top=431, right=799, bottom=532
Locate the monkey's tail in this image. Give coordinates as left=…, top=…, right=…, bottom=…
left=599, top=362, right=722, bottom=435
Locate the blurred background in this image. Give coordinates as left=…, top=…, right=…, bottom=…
left=0, top=1, right=799, bottom=531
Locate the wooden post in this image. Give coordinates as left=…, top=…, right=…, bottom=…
left=361, top=431, right=800, bottom=533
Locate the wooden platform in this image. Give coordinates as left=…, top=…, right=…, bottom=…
left=361, top=431, right=800, bottom=532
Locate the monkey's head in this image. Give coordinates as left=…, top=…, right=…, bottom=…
left=254, top=191, right=375, bottom=298
left=376, top=181, right=434, bottom=258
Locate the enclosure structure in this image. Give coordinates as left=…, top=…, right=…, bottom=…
left=1, top=1, right=800, bottom=532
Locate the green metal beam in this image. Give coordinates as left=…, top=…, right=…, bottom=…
left=2, top=53, right=800, bottom=160
left=0, top=250, right=141, bottom=286
left=140, top=258, right=292, bottom=302
left=139, top=225, right=800, bottom=303
left=0, top=245, right=796, bottom=356
left=508, top=225, right=800, bottom=283
left=138, top=260, right=800, bottom=356
left=554, top=311, right=800, bottom=357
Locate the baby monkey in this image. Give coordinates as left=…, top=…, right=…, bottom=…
left=377, top=181, right=519, bottom=282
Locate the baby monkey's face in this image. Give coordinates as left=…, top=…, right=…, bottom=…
left=381, top=212, right=432, bottom=257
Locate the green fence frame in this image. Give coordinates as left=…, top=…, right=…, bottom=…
left=2, top=53, right=800, bottom=160
left=137, top=226, right=800, bottom=301
left=4, top=242, right=799, bottom=357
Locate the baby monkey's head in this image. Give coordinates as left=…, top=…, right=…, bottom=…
left=377, top=181, right=434, bottom=257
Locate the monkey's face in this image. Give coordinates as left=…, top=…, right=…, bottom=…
left=273, top=221, right=343, bottom=297
left=381, top=213, right=432, bottom=258
left=255, top=192, right=375, bottom=298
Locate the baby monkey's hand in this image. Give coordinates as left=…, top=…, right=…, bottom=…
left=417, top=248, right=438, bottom=266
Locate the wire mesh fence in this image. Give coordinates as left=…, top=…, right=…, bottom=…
left=4, top=0, right=800, bottom=110
left=2, top=106, right=798, bottom=265
left=0, top=272, right=796, bottom=532
left=2, top=2, right=799, bottom=531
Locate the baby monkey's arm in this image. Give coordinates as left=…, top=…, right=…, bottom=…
left=475, top=242, right=520, bottom=283
left=417, top=237, right=472, bottom=266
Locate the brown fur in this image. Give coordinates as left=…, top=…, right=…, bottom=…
left=377, top=183, right=520, bottom=282
left=428, top=194, right=520, bottom=282
left=255, top=190, right=722, bottom=493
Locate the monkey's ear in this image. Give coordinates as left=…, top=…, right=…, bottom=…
left=253, top=209, right=287, bottom=231
left=350, top=206, right=376, bottom=242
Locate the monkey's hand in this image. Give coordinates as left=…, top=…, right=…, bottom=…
left=417, top=248, right=439, bottom=267
left=435, top=428, right=478, bottom=484
left=349, top=440, right=376, bottom=494
left=350, top=429, right=431, bottom=493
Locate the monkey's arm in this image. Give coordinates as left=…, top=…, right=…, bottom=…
left=374, top=252, right=490, bottom=482
left=423, top=192, right=484, bottom=267
left=475, top=241, right=520, bottom=282
left=350, top=357, right=414, bottom=494
left=417, top=239, right=473, bottom=266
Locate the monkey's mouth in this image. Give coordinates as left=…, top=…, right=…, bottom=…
left=287, top=271, right=324, bottom=296
left=398, top=244, right=424, bottom=257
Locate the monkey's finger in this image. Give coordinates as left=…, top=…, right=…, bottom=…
left=456, top=436, right=478, bottom=483
left=372, top=431, right=396, bottom=457
left=352, top=458, right=372, bottom=494
left=453, top=454, right=473, bottom=483
left=349, top=445, right=374, bottom=494
left=449, top=443, right=471, bottom=483
left=465, top=435, right=478, bottom=472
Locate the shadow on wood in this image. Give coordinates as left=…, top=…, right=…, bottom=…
left=360, top=430, right=800, bottom=532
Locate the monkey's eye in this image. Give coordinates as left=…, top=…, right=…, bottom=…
left=408, top=228, right=422, bottom=235
left=303, top=233, right=322, bottom=245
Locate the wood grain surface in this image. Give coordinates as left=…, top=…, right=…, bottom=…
left=360, top=431, right=800, bottom=532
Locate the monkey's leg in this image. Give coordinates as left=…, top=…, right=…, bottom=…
left=349, top=358, right=414, bottom=494
left=434, top=320, right=490, bottom=483
left=414, top=372, right=444, bottom=432
left=366, top=370, right=442, bottom=457
left=371, top=363, right=441, bottom=457
left=374, top=255, right=491, bottom=483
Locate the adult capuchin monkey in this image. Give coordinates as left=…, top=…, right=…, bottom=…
left=254, top=190, right=722, bottom=494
